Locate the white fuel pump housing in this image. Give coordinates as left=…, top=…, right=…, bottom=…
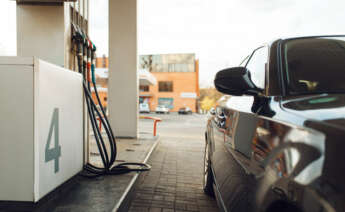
left=17, top=0, right=76, bottom=3
left=0, top=57, right=84, bottom=202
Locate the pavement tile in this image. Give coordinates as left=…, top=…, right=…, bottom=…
left=153, top=195, right=165, bottom=201
left=164, top=196, right=175, bottom=202
left=175, top=202, right=187, bottom=210
left=151, top=204, right=174, bottom=209
left=136, top=193, right=153, bottom=200
left=129, top=206, right=149, bottom=212
left=128, top=115, right=219, bottom=212
left=149, top=207, right=162, bottom=212
left=199, top=206, right=219, bottom=212
left=132, top=200, right=152, bottom=207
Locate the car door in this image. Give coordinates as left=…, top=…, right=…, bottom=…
left=210, top=99, right=235, bottom=211
left=211, top=46, right=269, bottom=212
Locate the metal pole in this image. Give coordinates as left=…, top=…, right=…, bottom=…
left=84, top=0, right=90, bottom=164
left=73, top=2, right=77, bottom=72
left=87, top=0, right=89, bottom=34
left=78, top=0, right=81, bottom=26
left=73, top=2, right=76, bottom=24
left=83, top=0, right=86, bottom=33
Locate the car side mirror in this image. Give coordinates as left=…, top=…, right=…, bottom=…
left=214, top=67, right=262, bottom=96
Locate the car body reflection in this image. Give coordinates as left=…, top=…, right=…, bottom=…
left=203, top=36, right=345, bottom=212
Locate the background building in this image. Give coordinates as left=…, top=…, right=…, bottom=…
left=91, top=67, right=108, bottom=111
left=139, top=53, right=199, bottom=112
left=94, top=56, right=157, bottom=112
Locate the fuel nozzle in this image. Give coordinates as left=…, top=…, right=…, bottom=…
left=72, top=23, right=84, bottom=52
left=90, top=43, right=97, bottom=84
left=72, top=23, right=85, bottom=74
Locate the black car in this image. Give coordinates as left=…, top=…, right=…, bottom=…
left=178, top=107, right=192, bottom=114
left=203, top=36, right=345, bottom=212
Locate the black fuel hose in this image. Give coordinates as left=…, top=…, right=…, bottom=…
left=72, top=25, right=151, bottom=177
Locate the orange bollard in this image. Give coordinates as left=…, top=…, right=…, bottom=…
left=140, top=116, right=162, bottom=136
left=153, top=119, right=161, bottom=136
left=97, top=116, right=102, bottom=131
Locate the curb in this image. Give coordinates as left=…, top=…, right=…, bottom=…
left=112, top=136, right=161, bottom=212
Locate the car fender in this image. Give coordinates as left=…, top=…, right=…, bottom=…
left=255, top=125, right=328, bottom=211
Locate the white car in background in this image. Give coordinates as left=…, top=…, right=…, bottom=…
left=155, top=105, right=170, bottom=114
left=139, top=103, right=150, bottom=113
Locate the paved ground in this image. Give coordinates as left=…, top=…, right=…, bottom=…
left=128, top=113, right=219, bottom=212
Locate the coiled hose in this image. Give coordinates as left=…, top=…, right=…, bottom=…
left=72, top=24, right=151, bottom=178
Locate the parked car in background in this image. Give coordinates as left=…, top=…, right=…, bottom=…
left=139, top=103, right=150, bottom=113
left=178, top=107, right=192, bottom=114
left=204, top=36, right=345, bottom=212
left=155, top=105, right=170, bottom=114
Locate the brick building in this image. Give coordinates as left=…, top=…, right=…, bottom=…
left=139, top=53, right=199, bottom=112
left=92, top=56, right=110, bottom=110
left=94, top=53, right=199, bottom=113
left=91, top=67, right=108, bottom=111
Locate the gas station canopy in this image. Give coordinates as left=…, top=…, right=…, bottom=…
left=139, top=69, right=157, bottom=86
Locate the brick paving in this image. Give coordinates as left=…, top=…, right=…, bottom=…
left=128, top=134, right=219, bottom=212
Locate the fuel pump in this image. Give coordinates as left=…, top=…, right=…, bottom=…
left=72, top=24, right=151, bottom=177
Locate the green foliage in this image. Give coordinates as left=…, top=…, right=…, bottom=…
left=199, top=87, right=223, bottom=111
left=201, top=96, right=215, bottom=111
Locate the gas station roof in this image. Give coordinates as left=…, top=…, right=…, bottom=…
left=139, top=69, right=157, bottom=86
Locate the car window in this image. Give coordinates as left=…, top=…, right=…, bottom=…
left=245, top=46, right=268, bottom=89
left=284, top=37, right=345, bottom=94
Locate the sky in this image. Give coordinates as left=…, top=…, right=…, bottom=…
left=0, top=0, right=16, bottom=56
left=1, top=0, right=345, bottom=87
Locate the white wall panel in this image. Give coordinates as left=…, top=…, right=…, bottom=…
left=0, top=57, right=83, bottom=202
left=109, top=0, right=138, bottom=138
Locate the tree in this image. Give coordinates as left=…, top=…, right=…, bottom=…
left=199, top=87, right=224, bottom=111
left=140, top=55, right=153, bottom=72
left=200, top=96, right=215, bottom=111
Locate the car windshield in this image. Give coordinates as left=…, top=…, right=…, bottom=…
left=284, top=36, right=345, bottom=95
